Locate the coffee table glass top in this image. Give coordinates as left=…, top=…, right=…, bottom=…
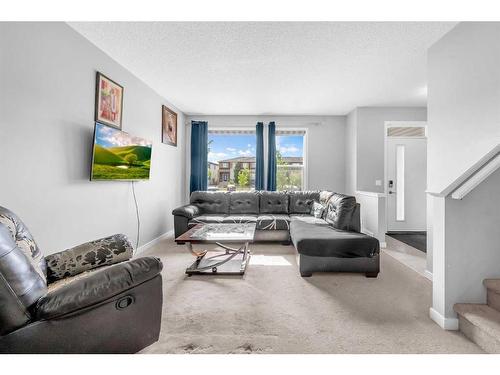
left=176, top=223, right=256, bottom=243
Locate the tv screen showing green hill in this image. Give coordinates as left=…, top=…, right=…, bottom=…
left=91, top=123, right=152, bottom=181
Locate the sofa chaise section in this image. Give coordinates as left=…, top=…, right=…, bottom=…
left=290, top=221, right=380, bottom=277
left=289, top=193, right=379, bottom=278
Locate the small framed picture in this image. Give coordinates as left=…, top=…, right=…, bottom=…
left=95, top=72, right=124, bottom=129
left=162, top=105, right=177, bottom=146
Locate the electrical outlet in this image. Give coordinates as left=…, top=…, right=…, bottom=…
left=375, top=180, right=382, bottom=186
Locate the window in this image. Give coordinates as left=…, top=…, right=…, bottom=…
left=396, top=144, right=405, bottom=221
left=387, top=126, right=426, bottom=137
left=206, top=128, right=306, bottom=192
left=208, top=130, right=256, bottom=191
left=276, top=131, right=305, bottom=191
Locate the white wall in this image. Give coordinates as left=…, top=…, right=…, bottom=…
left=427, top=22, right=500, bottom=194
left=356, top=107, right=427, bottom=193
left=185, top=115, right=346, bottom=194
left=426, top=195, right=434, bottom=274
left=355, top=192, right=386, bottom=246
left=0, top=22, right=186, bottom=254
left=431, top=170, right=500, bottom=326
left=345, top=109, right=358, bottom=195
left=427, top=22, right=500, bottom=328
left=444, top=170, right=500, bottom=317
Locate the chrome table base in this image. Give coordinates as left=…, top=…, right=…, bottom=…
left=185, top=242, right=251, bottom=275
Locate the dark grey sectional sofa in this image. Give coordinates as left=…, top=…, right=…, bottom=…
left=172, top=191, right=380, bottom=278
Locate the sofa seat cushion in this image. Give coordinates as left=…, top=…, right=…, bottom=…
left=222, top=215, right=257, bottom=224
left=47, top=267, right=96, bottom=293
left=256, top=214, right=291, bottom=230
left=290, top=214, right=328, bottom=226
left=36, top=257, right=162, bottom=320
left=290, top=221, right=379, bottom=258
left=190, top=215, right=258, bottom=226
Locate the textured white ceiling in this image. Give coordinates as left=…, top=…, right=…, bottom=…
left=69, top=22, right=456, bottom=115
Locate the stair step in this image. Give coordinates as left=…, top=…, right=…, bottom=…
left=483, top=279, right=500, bottom=312
left=483, top=279, right=500, bottom=292
left=454, top=303, right=500, bottom=353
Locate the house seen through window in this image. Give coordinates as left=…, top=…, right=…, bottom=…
left=207, top=129, right=305, bottom=191
left=208, top=131, right=256, bottom=191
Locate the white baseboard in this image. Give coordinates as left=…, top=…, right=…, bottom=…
left=424, top=270, right=433, bottom=281
left=379, top=242, right=387, bottom=249
left=136, top=230, right=174, bottom=255
left=429, top=307, right=459, bottom=330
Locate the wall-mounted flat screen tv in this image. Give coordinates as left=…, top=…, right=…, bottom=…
left=91, top=123, right=152, bottom=181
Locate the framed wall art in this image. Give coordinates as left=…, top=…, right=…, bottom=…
left=95, top=72, right=124, bottom=129
left=162, top=105, right=177, bottom=146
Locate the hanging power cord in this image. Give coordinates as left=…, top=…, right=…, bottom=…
left=131, top=181, right=141, bottom=251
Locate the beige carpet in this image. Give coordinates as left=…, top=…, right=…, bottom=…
left=140, top=239, right=482, bottom=354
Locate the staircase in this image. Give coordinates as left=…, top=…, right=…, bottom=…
left=454, top=279, right=500, bottom=353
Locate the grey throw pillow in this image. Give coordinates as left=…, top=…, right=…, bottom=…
left=311, top=201, right=325, bottom=218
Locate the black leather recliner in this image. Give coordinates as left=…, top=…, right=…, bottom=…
left=0, top=206, right=163, bottom=354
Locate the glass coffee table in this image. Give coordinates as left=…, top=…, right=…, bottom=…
left=175, top=223, right=256, bottom=275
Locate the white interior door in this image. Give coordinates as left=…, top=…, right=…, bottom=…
left=386, top=137, right=427, bottom=232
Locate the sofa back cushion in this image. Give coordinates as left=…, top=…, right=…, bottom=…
left=229, top=192, right=260, bottom=214
left=324, top=193, right=357, bottom=231
left=190, top=191, right=230, bottom=214
left=289, top=191, right=320, bottom=214
left=259, top=191, right=289, bottom=214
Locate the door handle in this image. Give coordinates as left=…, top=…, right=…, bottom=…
left=388, top=191, right=397, bottom=195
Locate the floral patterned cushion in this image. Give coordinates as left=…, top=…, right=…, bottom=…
left=0, top=206, right=47, bottom=282
left=311, top=201, right=326, bottom=218
left=45, top=234, right=134, bottom=282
